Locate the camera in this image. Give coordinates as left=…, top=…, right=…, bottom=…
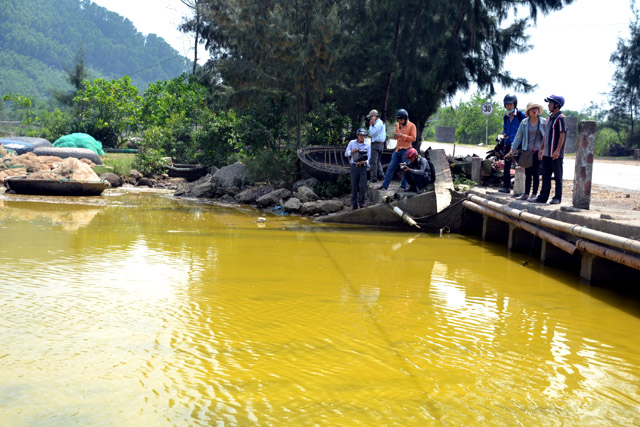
left=399, top=162, right=408, bottom=170
left=352, top=150, right=368, bottom=163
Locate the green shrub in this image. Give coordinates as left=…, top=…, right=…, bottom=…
left=195, top=110, right=239, bottom=167
left=303, top=102, right=350, bottom=146
left=315, top=175, right=350, bottom=198
left=595, top=127, right=624, bottom=156
left=242, top=148, right=297, bottom=184
left=134, top=131, right=169, bottom=175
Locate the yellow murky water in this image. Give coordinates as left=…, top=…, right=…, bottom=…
left=1, top=189, right=639, bottom=426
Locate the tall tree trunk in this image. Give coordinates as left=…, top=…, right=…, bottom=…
left=192, top=13, right=199, bottom=74
left=382, top=14, right=401, bottom=123
left=295, top=94, right=302, bottom=178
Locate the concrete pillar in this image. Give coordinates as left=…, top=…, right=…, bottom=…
left=540, top=240, right=580, bottom=271
left=580, top=252, right=640, bottom=285
left=572, top=120, right=597, bottom=209
left=634, top=149, right=639, bottom=160
left=508, top=224, right=539, bottom=254
left=482, top=215, right=509, bottom=243
left=460, top=209, right=484, bottom=236
left=471, top=157, right=482, bottom=184
left=513, top=166, right=525, bottom=196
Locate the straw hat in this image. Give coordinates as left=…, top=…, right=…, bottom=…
left=525, top=102, right=543, bottom=117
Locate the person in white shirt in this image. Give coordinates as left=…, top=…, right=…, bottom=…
left=367, top=109, right=386, bottom=183
left=345, top=128, right=370, bottom=210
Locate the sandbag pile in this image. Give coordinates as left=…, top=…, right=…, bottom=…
left=0, top=152, right=99, bottom=183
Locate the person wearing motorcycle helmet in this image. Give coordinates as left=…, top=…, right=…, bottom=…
left=499, top=94, right=526, bottom=193
left=534, top=95, right=567, bottom=205
left=399, top=147, right=433, bottom=193
left=345, top=127, right=371, bottom=209
left=379, top=108, right=416, bottom=190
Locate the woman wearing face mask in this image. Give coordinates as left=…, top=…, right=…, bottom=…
left=499, top=94, right=526, bottom=193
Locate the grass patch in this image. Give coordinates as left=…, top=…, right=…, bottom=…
left=96, top=153, right=136, bottom=176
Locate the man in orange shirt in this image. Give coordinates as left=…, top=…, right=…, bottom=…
left=379, top=109, right=416, bottom=190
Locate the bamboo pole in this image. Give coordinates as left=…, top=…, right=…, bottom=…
left=576, top=240, right=640, bottom=271
left=463, top=200, right=576, bottom=255
left=467, top=195, right=640, bottom=255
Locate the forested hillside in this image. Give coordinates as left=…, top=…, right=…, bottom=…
left=0, top=0, right=189, bottom=101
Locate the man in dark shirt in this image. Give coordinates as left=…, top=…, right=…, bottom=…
left=535, top=95, right=567, bottom=205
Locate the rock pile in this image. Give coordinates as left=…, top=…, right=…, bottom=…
left=175, top=162, right=346, bottom=215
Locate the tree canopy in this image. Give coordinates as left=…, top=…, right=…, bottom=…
left=188, top=0, right=574, bottom=142
left=608, top=4, right=640, bottom=147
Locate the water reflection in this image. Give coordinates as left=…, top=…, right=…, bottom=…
left=0, top=198, right=105, bottom=231
left=0, top=191, right=639, bottom=425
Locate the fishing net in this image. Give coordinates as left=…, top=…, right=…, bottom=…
left=53, top=133, right=105, bottom=156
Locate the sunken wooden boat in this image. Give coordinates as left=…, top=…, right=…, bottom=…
left=297, top=145, right=393, bottom=181
left=3, top=176, right=110, bottom=196
left=315, top=148, right=465, bottom=232
left=166, top=164, right=209, bottom=181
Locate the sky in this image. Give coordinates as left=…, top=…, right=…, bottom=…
left=92, top=0, right=633, bottom=112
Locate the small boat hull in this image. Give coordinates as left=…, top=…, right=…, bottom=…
left=166, top=164, right=209, bottom=181
left=297, top=145, right=393, bottom=181
left=3, top=177, right=109, bottom=196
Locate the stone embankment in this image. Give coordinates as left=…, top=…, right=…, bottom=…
left=173, top=162, right=347, bottom=216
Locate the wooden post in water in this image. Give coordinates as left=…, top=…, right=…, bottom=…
left=572, top=120, right=597, bottom=210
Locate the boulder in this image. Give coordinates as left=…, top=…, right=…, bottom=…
left=212, top=162, right=248, bottom=191
left=296, top=185, right=318, bottom=202
left=100, top=172, right=123, bottom=187
left=235, top=185, right=275, bottom=204
left=256, top=188, right=292, bottom=207
left=283, top=197, right=302, bottom=213
left=129, top=169, right=143, bottom=180
left=300, top=199, right=344, bottom=215
left=137, top=177, right=155, bottom=187
left=174, top=174, right=217, bottom=198
left=294, top=178, right=320, bottom=190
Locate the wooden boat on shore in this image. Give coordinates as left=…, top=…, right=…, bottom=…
left=3, top=176, right=109, bottom=196
left=166, top=164, right=209, bottom=181
left=297, top=145, right=393, bottom=181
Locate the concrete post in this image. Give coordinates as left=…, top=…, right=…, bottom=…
left=471, top=157, right=482, bottom=184
left=634, top=149, right=639, bottom=160
left=482, top=215, right=509, bottom=243
left=572, top=120, right=597, bottom=209
left=513, top=166, right=525, bottom=196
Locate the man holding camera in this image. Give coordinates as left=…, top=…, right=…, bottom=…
left=345, top=128, right=371, bottom=210
left=379, top=108, right=416, bottom=190
left=400, top=148, right=432, bottom=193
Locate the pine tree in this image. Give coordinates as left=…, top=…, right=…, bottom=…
left=609, top=6, right=640, bottom=147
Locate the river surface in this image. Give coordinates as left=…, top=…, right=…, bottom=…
left=1, top=189, right=639, bottom=426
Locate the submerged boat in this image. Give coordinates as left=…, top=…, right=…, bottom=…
left=315, top=148, right=465, bottom=231
left=297, top=145, right=393, bottom=181
left=3, top=176, right=109, bottom=196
